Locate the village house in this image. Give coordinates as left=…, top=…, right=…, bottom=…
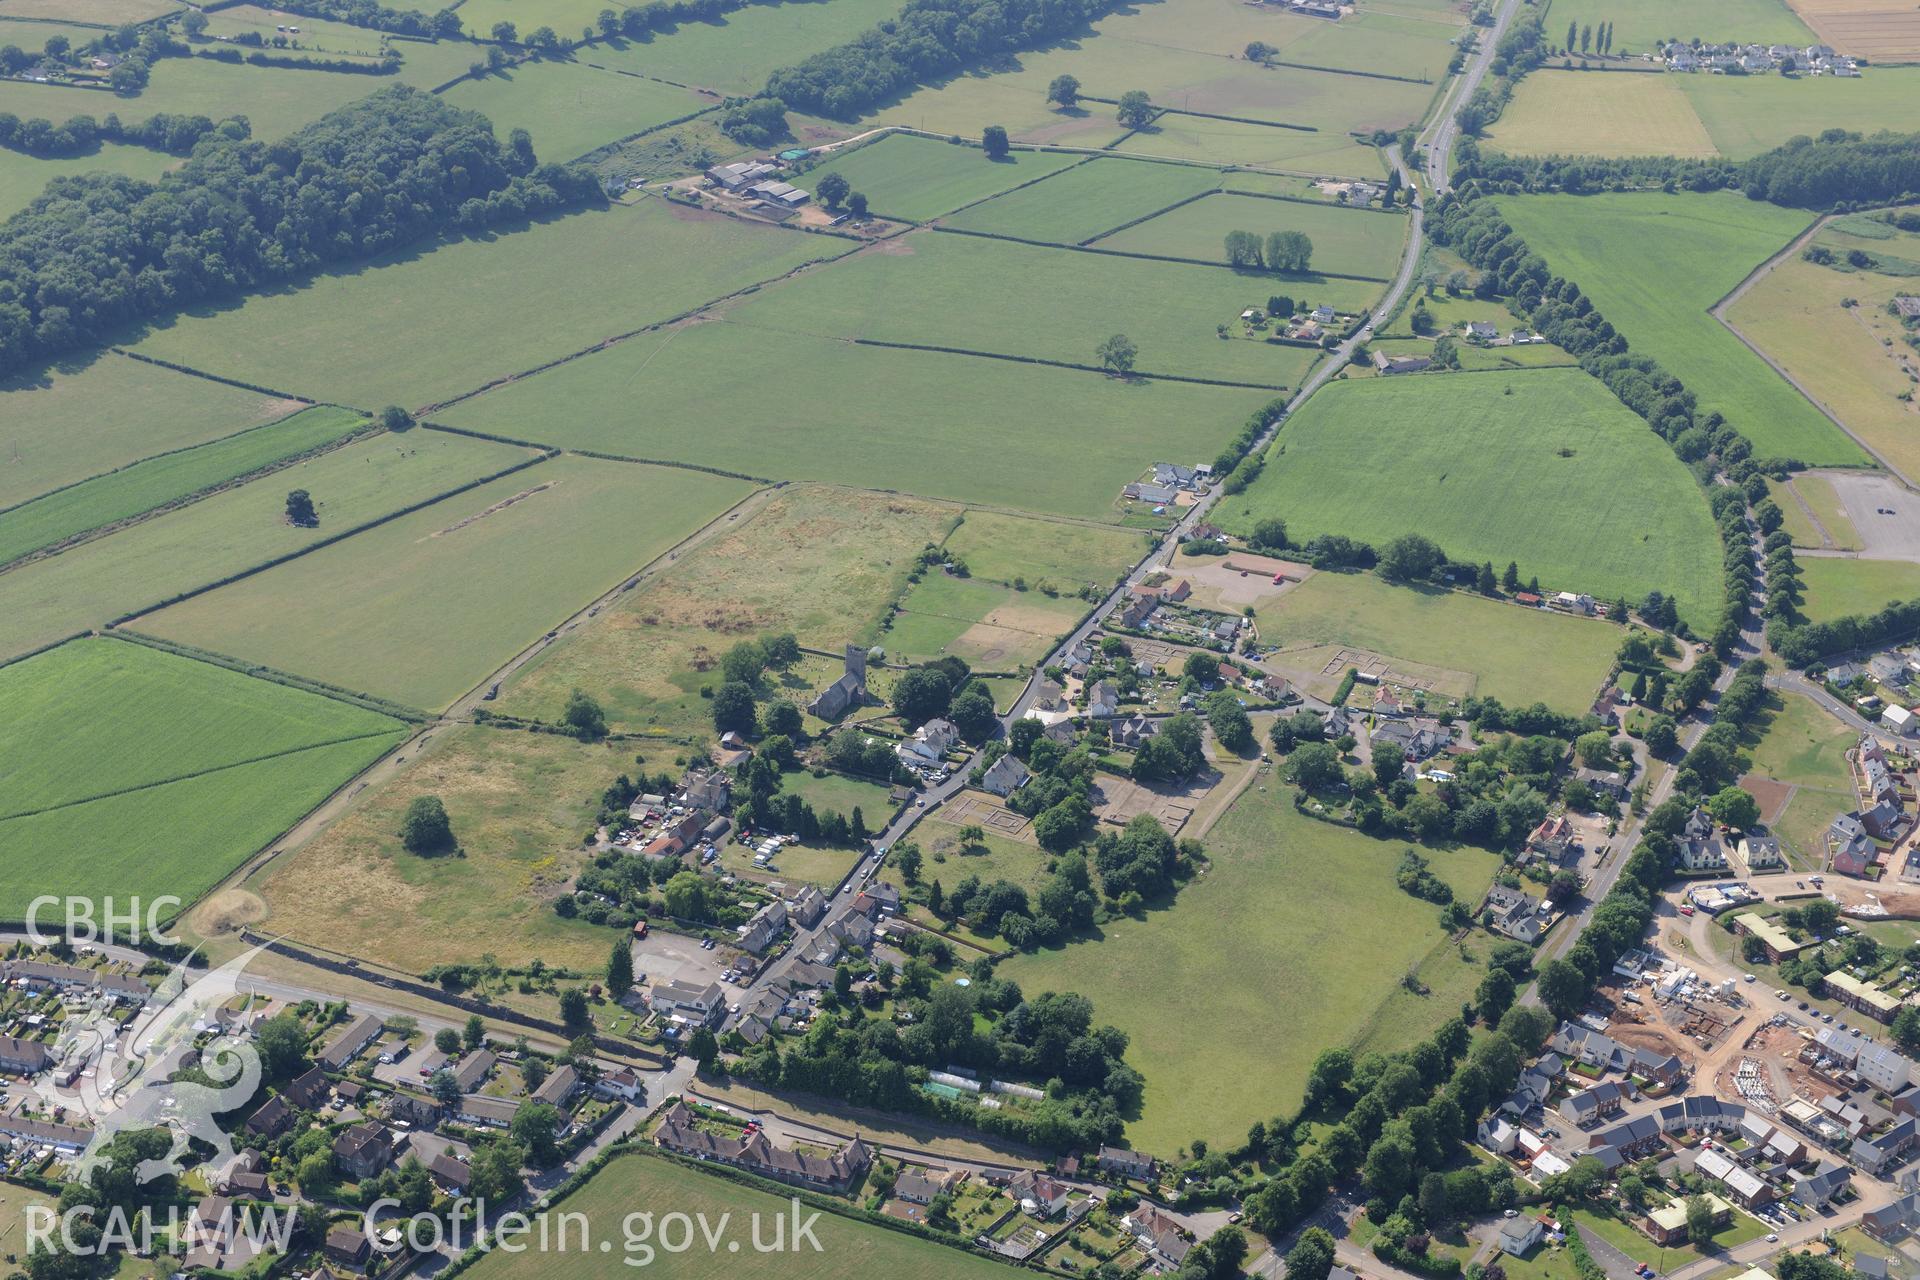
left=655, top=1101, right=872, bottom=1192
left=1677, top=806, right=1727, bottom=872
left=651, top=979, right=726, bottom=1027
left=533, top=1063, right=582, bottom=1108
left=897, top=718, right=960, bottom=768
left=1484, top=885, right=1546, bottom=944
left=1111, top=713, right=1157, bottom=750
left=1830, top=812, right=1877, bottom=875
left=894, top=1166, right=964, bottom=1204
left=1527, top=814, right=1578, bottom=863
left=318, top=1013, right=383, bottom=1071
left=451, top=1049, right=495, bottom=1093
left=332, top=1123, right=396, bottom=1181
left=594, top=1066, right=646, bottom=1103
left=788, top=883, right=829, bottom=929
left=1734, top=835, right=1785, bottom=874
left=1097, top=1145, right=1156, bottom=1180
left=979, top=754, right=1032, bottom=797
left=1497, top=1216, right=1545, bottom=1256
left=1087, top=681, right=1120, bottom=719
left=1007, top=1169, right=1073, bottom=1218
left=737, top=898, right=788, bottom=954
left=1123, top=1204, right=1190, bottom=1269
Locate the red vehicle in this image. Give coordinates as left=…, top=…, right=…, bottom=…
left=632, top=920, right=650, bottom=939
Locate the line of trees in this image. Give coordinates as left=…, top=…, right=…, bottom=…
left=1223, top=229, right=1314, bottom=272
left=243, top=0, right=464, bottom=38
left=0, top=86, right=601, bottom=378
left=764, top=0, right=1126, bottom=119
left=0, top=109, right=227, bottom=159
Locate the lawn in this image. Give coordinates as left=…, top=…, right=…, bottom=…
left=576, top=0, right=907, bottom=95
left=886, top=571, right=1088, bottom=668
left=1542, top=0, right=1813, bottom=51
left=252, top=723, right=636, bottom=976
left=436, top=320, right=1265, bottom=520
left=440, top=60, right=708, bottom=162
left=0, top=406, right=367, bottom=567
left=791, top=133, right=1081, bottom=223
left=780, top=769, right=896, bottom=820
left=1096, top=191, right=1408, bottom=278
left=0, top=353, right=307, bottom=511
left=1216, top=368, right=1726, bottom=629
left=944, top=156, right=1223, bottom=245
left=1745, top=691, right=1854, bottom=791
left=0, top=431, right=534, bottom=663
left=941, top=509, right=1148, bottom=593
left=1499, top=191, right=1862, bottom=466
left=883, top=821, right=1055, bottom=947
left=715, top=834, right=864, bottom=889
left=0, top=141, right=179, bottom=220
left=1004, top=782, right=1499, bottom=1153
left=463, top=1149, right=1015, bottom=1279
left=1726, top=254, right=1920, bottom=483
left=488, top=485, right=956, bottom=738
left=1257, top=571, right=1620, bottom=713
left=1797, top=556, right=1920, bottom=625
left=138, top=456, right=751, bottom=711
left=0, top=637, right=405, bottom=918
left=131, top=199, right=850, bottom=410
left=1486, top=70, right=1719, bottom=158
left=724, top=228, right=1362, bottom=385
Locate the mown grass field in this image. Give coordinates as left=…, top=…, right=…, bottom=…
left=0, top=638, right=404, bottom=918
left=1677, top=69, right=1920, bottom=158
left=1486, top=70, right=1719, bottom=158
left=726, top=229, right=1360, bottom=385
left=253, top=723, right=625, bottom=975
left=440, top=60, right=708, bottom=161
left=796, top=133, right=1080, bottom=223
left=886, top=571, right=1087, bottom=667
left=0, top=57, right=384, bottom=142
left=132, top=201, right=849, bottom=409
left=1726, top=254, right=1920, bottom=483
left=1, top=0, right=179, bottom=21
left=0, top=431, right=533, bottom=662
left=465, top=1150, right=1016, bottom=1280
left=438, top=320, right=1263, bottom=519
left=1116, top=113, right=1386, bottom=175
left=941, top=509, right=1147, bottom=593
left=0, top=406, right=366, bottom=567
left=140, top=456, right=750, bottom=710
left=579, top=0, right=906, bottom=94
left=944, top=156, right=1222, bottom=244
left=0, top=354, right=305, bottom=511
left=1097, top=192, right=1407, bottom=278
left=1005, top=783, right=1499, bottom=1153
left=489, top=485, right=956, bottom=738
left=0, top=17, right=113, bottom=49
left=0, top=140, right=179, bottom=220
left=1259, top=571, right=1619, bottom=713
left=1542, top=0, right=1812, bottom=50
left=1217, top=368, right=1726, bottom=628
left=1498, top=191, right=1861, bottom=466
left=1746, top=691, right=1854, bottom=792
left=1797, top=556, right=1920, bottom=625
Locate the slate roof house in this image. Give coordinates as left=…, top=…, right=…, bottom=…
left=655, top=1101, right=872, bottom=1191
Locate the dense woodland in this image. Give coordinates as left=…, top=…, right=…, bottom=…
left=0, top=86, right=600, bottom=377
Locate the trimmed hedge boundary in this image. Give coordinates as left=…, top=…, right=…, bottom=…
left=1254, top=56, right=1433, bottom=85
left=112, top=348, right=326, bottom=407
left=106, top=629, right=429, bottom=721
left=1216, top=186, right=1410, bottom=217
left=0, top=630, right=92, bottom=676
left=108, top=451, right=553, bottom=627
left=419, top=421, right=775, bottom=484
left=1080, top=95, right=1319, bottom=133
left=847, top=337, right=1293, bottom=391
left=1079, top=186, right=1218, bottom=245
left=931, top=224, right=1392, bottom=282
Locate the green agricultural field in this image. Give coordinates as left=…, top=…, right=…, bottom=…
left=438, top=320, right=1263, bottom=519
left=0, top=406, right=366, bottom=567
left=945, top=156, right=1222, bottom=244
left=1541, top=0, right=1812, bottom=51
left=1097, top=192, right=1407, bottom=278
left=0, top=354, right=306, bottom=510
left=1675, top=67, right=1920, bottom=158
left=0, top=638, right=404, bottom=917
left=1259, top=571, right=1618, bottom=713
left=942, top=509, right=1148, bottom=592
left=255, top=724, right=682, bottom=976
left=1217, top=368, right=1726, bottom=627
left=885, top=571, right=1087, bottom=667
left=1486, top=71, right=1719, bottom=158
left=0, top=432, right=533, bottom=662
left=456, top=0, right=637, bottom=39
left=779, top=769, right=896, bottom=821
left=464, top=1150, right=1015, bottom=1280
left=0, top=0, right=180, bottom=20
left=1499, top=191, right=1862, bottom=466
left=0, top=141, right=179, bottom=220
left=1797, top=557, right=1920, bottom=625
left=1117, top=113, right=1386, bottom=175
left=132, top=199, right=849, bottom=409
left=489, top=485, right=955, bottom=738
left=725, top=229, right=1361, bottom=385
left=794, top=133, right=1081, bottom=223
left=579, top=0, right=916, bottom=95
left=140, top=456, right=750, bottom=710
left=440, top=60, right=708, bottom=162
left=0, top=58, right=382, bottom=142
left=0, top=17, right=113, bottom=49
left=1006, top=783, right=1499, bottom=1152
left=1278, top=8, right=1458, bottom=77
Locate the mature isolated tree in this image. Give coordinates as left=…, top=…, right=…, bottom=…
left=1244, top=40, right=1277, bottom=61
left=491, top=20, right=517, bottom=41
left=559, top=987, right=590, bottom=1028
left=562, top=688, right=606, bottom=739
left=1096, top=333, right=1138, bottom=375
left=848, top=191, right=869, bottom=219
left=1046, top=74, right=1080, bottom=108
left=434, top=1027, right=461, bottom=1055
left=606, top=937, right=633, bottom=995
left=511, top=1102, right=563, bottom=1165
left=711, top=681, right=757, bottom=735
left=1265, top=230, right=1314, bottom=272
left=181, top=10, right=209, bottom=36
left=1116, top=89, right=1154, bottom=129
left=285, top=489, right=317, bottom=527
left=1377, top=533, right=1446, bottom=583
left=814, top=170, right=850, bottom=210
left=1286, top=1227, right=1337, bottom=1280
left=380, top=405, right=414, bottom=431
left=1707, top=785, right=1761, bottom=832
left=892, top=667, right=952, bottom=725
left=1225, top=230, right=1263, bottom=267
left=399, top=796, right=455, bottom=855
left=982, top=124, right=1010, bottom=158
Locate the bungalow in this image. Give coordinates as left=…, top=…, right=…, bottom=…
left=1373, top=352, right=1432, bottom=375
left=325, top=1226, right=371, bottom=1270
left=1735, top=912, right=1809, bottom=962
left=428, top=1151, right=472, bottom=1195
left=533, top=1063, right=582, bottom=1108
left=1577, top=767, right=1629, bottom=800
left=1152, top=462, right=1203, bottom=491
left=318, top=1012, right=383, bottom=1071
left=458, top=1095, right=521, bottom=1129
left=1466, top=320, right=1499, bottom=341
left=894, top=1167, right=964, bottom=1205
left=451, top=1049, right=496, bottom=1093
left=980, top=754, right=1032, bottom=797
left=1644, top=1194, right=1731, bottom=1246
left=1122, top=482, right=1179, bottom=506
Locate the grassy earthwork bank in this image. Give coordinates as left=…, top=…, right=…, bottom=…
left=1004, top=782, right=1501, bottom=1154
left=1498, top=191, right=1864, bottom=466
left=1217, top=367, right=1726, bottom=628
